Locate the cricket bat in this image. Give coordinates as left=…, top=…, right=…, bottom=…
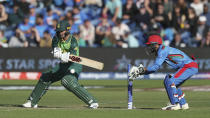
left=69, top=55, right=104, bottom=70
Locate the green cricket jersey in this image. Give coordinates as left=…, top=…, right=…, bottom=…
left=52, top=35, right=79, bottom=56
left=51, top=34, right=82, bottom=75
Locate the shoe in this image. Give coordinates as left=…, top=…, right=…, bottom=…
left=89, top=103, right=99, bottom=109
left=161, top=102, right=172, bottom=110
left=162, top=103, right=181, bottom=110
left=168, top=103, right=181, bottom=110
left=181, top=103, right=189, bottom=110
left=22, top=100, right=38, bottom=108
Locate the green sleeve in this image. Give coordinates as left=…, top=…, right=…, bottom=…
left=52, top=35, right=59, bottom=49
left=69, top=36, right=79, bottom=56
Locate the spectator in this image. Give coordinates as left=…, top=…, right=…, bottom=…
left=111, top=19, right=130, bottom=48
left=112, top=19, right=130, bottom=40
left=1, top=0, right=209, bottom=48
left=68, top=18, right=80, bottom=34
left=53, top=0, right=64, bottom=9
left=73, top=6, right=88, bottom=24
left=170, top=33, right=186, bottom=48
left=18, top=16, right=32, bottom=37
left=202, top=4, right=210, bottom=26
left=7, top=5, right=24, bottom=28
left=73, top=13, right=82, bottom=26
left=133, top=5, right=151, bottom=31
left=74, top=0, right=84, bottom=7
left=29, top=0, right=38, bottom=7
left=190, top=0, right=204, bottom=16
left=163, top=0, right=173, bottom=17
left=152, top=3, right=169, bottom=29
left=195, top=16, right=209, bottom=47
left=14, top=0, right=30, bottom=15
left=84, top=0, right=102, bottom=7
left=39, top=31, right=52, bottom=47
left=0, top=30, right=8, bottom=48
left=176, top=0, right=188, bottom=17
left=64, top=10, right=73, bottom=21
left=203, top=4, right=209, bottom=16
left=35, top=15, right=48, bottom=38
left=0, top=4, right=8, bottom=30
left=203, top=0, right=210, bottom=12
left=8, top=29, right=28, bottom=47
left=48, top=19, right=57, bottom=37
left=171, top=5, right=183, bottom=32
left=42, top=0, right=53, bottom=8
left=185, top=7, right=198, bottom=38
left=44, top=7, right=59, bottom=26
left=102, top=0, right=122, bottom=22
left=28, top=5, right=36, bottom=26
left=122, top=0, right=138, bottom=25
left=27, top=27, right=40, bottom=47
left=124, top=31, right=139, bottom=48
left=95, top=15, right=111, bottom=46
left=144, top=0, right=154, bottom=16
left=136, top=0, right=145, bottom=9
left=201, top=29, right=210, bottom=47
left=83, top=0, right=102, bottom=21
left=79, top=19, right=95, bottom=47
left=64, top=0, right=74, bottom=11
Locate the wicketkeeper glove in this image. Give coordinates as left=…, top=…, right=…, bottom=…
left=61, top=52, right=70, bottom=63
left=128, top=64, right=145, bottom=80
left=53, top=47, right=62, bottom=58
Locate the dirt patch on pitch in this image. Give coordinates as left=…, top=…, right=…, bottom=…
left=134, top=85, right=210, bottom=92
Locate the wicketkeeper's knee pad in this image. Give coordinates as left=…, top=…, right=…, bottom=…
left=61, top=75, right=97, bottom=105
left=164, top=74, right=174, bottom=87
left=164, top=74, right=179, bottom=104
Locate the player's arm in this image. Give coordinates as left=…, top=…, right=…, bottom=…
left=128, top=51, right=168, bottom=80
left=144, top=51, right=168, bottom=74
left=51, top=36, right=62, bottom=59
left=69, top=36, right=79, bottom=56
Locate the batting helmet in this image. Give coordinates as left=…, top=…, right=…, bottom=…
left=55, top=20, right=71, bottom=32
left=146, top=35, right=162, bottom=45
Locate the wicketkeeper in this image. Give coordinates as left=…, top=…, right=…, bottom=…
left=128, top=34, right=198, bottom=110
left=22, top=20, right=98, bottom=109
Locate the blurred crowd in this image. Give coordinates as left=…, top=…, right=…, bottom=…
left=0, top=0, right=210, bottom=48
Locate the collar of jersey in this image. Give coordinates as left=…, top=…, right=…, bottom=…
left=61, top=36, right=71, bottom=43
left=158, top=45, right=164, bottom=53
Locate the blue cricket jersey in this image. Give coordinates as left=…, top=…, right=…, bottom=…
left=146, top=45, right=194, bottom=73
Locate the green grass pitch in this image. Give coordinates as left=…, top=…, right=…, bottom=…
left=0, top=79, right=210, bottom=118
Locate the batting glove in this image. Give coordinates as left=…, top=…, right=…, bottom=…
left=53, top=47, right=62, bottom=58
left=61, top=52, right=70, bottom=63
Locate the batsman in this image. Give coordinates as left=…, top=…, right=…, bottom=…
left=22, top=20, right=99, bottom=109
left=128, top=33, right=198, bottom=110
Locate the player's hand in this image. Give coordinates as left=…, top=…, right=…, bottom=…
left=53, top=47, right=62, bottom=58
left=61, top=52, right=70, bottom=63
left=128, top=64, right=145, bottom=80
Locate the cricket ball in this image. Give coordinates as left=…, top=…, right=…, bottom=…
left=70, top=69, right=75, bottom=74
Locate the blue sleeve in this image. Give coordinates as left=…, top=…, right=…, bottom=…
left=145, top=50, right=168, bottom=74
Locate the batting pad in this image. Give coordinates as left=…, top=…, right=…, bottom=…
left=61, top=75, right=97, bottom=105
left=28, top=78, right=51, bottom=106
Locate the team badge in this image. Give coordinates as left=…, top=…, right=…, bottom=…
left=67, top=26, right=71, bottom=30
left=57, top=23, right=60, bottom=28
